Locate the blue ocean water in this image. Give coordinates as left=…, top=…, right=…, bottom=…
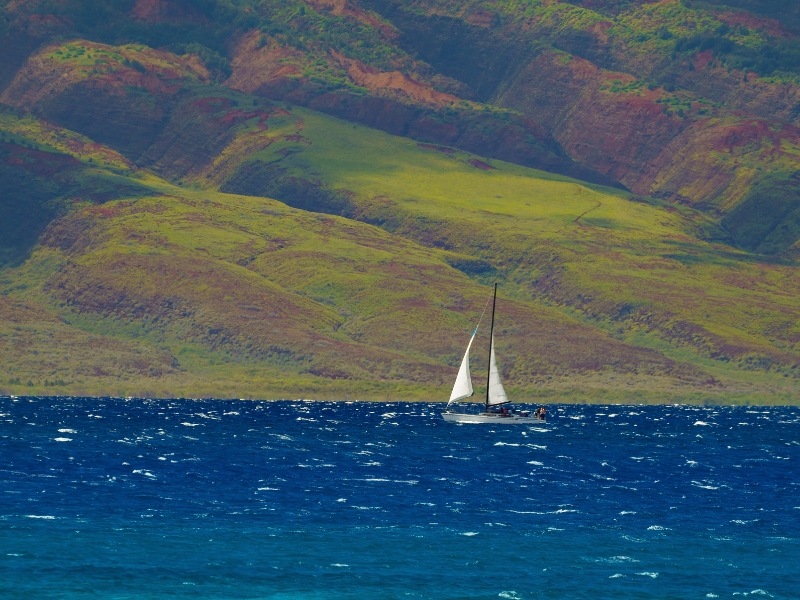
left=0, top=398, right=798, bottom=599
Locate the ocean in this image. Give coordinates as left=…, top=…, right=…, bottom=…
left=0, top=398, right=798, bottom=599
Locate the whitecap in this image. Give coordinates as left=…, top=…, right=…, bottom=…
left=53, top=437, right=72, bottom=442
left=692, top=481, right=719, bottom=490
left=26, top=515, right=56, bottom=519
left=461, top=532, right=479, bottom=536
left=132, top=470, right=156, bottom=478
left=601, top=556, right=638, bottom=563
left=694, top=421, right=710, bottom=426
left=498, top=592, right=520, bottom=600
left=636, top=572, right=658, bottom=578
left=58, top=429, right=76, bottom=433
left=257, top=487, right=279, bottom=491
left=495, top=442, right=521, bottom=447
left=619, top=511, right=636, bottom=515
left=610, top=574, right=625, bottom=578
left=331, top=564, right=349, bottom=567
left=194, top=412, right=219, bottom=420
left=527, top=461, right=543, bottom=466
left=181, top=423, right=201, bottom=427
left=647, top=526, right=668, bottom=531
left=506, top=510, right=545, bottom=514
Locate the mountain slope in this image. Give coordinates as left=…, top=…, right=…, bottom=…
left=1, top=1, right=800, bottom=402
left=1, top=106, right=720, bottom=400
left=357, top=0, right=800, bottom=253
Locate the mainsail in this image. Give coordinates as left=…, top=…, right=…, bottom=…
left=448, top=328, right=477, bottom=403
left=486, top=335, right=509, bottom=406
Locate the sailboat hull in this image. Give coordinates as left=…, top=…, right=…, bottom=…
left=442, top=411, right=545, bottom=424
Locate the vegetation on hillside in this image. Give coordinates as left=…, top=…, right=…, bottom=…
left=1, top=0, right=800, bottom=402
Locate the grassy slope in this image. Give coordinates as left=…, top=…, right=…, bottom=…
left=4, top=0, right=800, bottom=252
left=1, top=108, right=721, bottom=402
left=1, top=36, right=799, bottom=403
left=357, top=0, right=800, bottom=254
left=213, top=108, right=800, bottom=374
left=3, top=104, right=795, bottom=403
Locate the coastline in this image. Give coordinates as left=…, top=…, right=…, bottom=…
left=1, top=392, right=795, bottom=406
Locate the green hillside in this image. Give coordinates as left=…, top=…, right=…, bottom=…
left=1, top=1, right=800, bottom=403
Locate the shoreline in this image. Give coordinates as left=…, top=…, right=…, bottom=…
left=1, top=394, right=796, bottom=406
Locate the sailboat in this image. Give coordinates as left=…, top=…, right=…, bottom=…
left=442, top=283, right=543, bottom=423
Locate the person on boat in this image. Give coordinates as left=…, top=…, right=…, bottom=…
left=535, top=407, right=547, bottom=420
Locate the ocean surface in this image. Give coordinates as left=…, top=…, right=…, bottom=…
left=0, top=398, right=798, bottom=599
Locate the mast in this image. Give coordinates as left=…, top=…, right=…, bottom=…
left=485, top=282, right=497, bottom=410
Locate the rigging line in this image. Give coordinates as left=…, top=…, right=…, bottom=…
left=474, top=294, right=492, bottom=332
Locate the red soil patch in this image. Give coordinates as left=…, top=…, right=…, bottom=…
left=303, top=0, right=397, bottom=38
left=693, top=50, right=714, bottom=70
left=716, top=11, right=795, bottom=38
left=192, top=97, right=232, bottom=113
left=331, top=50, right=459, bottom=108
left=226, top=33, right=309, bottom=95
left=220, top=109, right=271, bottom=131
left=1, top=143, right=81, bottom=177
left=713, top=118, right=800, bottom=154
left=586, top=20, right=613, bottom=44
left=307, top=365, right=350, bottom=380
left=130, top=0, right=207, bottom=24
left=62, top=139, right=135, bottom=170
left=417, top=143, right=455, bottom=153
left=274, top=65, right=302, bottom=77
left=465, top=8, right=498, bottom=28
left=469, top=158, right=496, bottom=170
left=96, top=68, right=183, bottom=95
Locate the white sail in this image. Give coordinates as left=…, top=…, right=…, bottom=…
left=448, top=328, right=477, bottom=403
left=487, top=335, right=509, bottom=406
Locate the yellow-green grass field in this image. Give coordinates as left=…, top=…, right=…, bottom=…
left=209, top=108, right=800, bottom=369
left=2, top=91, right=800, bottom=403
